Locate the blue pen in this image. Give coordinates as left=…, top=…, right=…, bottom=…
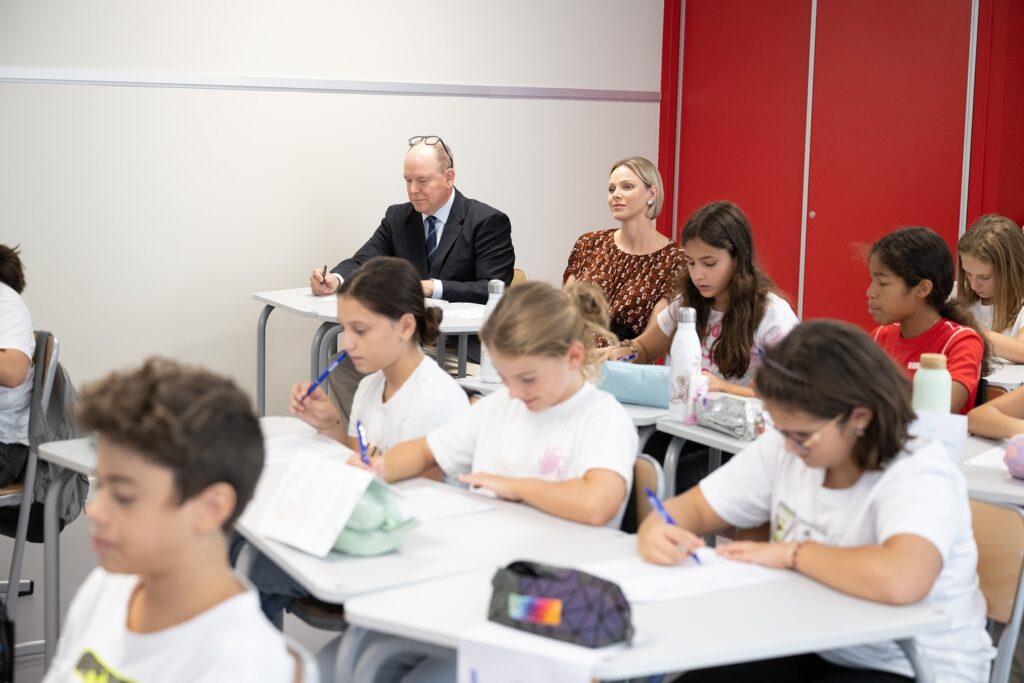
left=644, top=486, right=701, bottom=565
left=618, top=354, right=638, bottom=362
left=355, top=420, right=370, bottom=465
left=301, top=350, right=348, bottom=402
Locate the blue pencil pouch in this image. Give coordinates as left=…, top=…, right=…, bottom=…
left=598, top=361, right=670, bottom=408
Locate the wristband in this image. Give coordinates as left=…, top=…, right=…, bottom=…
left=790, top=540, right=810, bottom=571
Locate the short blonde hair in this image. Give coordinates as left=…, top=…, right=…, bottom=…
left=610, top=156, right=664, bottom=219
left=480, top=282, right=616, bottom=366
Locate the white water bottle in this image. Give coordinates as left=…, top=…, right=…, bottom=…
left=669, top=307, right=703, bottom=423
left=912, top=353, right=952, bottom=413
left=480, top=279, right=505, bottom=383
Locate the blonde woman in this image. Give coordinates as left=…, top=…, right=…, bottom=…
left=563, top=157, right=685, bottom=341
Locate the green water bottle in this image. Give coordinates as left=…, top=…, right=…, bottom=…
left=912, top=353, right=952, bottom=413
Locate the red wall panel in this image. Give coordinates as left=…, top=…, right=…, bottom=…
left=968, top=0, right=1024, bottom=225
left=657, top=0, right=683, bottom=238
left=803, top=0, right=972, bottom=326
left=675, top=0, right=810, bottom=303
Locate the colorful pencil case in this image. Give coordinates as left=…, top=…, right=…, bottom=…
left=598, top=361, right=670, bottom=408
left=487, top=561, right=633, bottom=648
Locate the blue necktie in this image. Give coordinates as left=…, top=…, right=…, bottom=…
left=425, top=215, right=439, bottom=267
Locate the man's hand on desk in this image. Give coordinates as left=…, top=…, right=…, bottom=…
left=310, top=269, right=340, bottom=296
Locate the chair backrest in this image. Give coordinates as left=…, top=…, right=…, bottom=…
left=33, top=331, right=60, bottom=422
left=634, top=453, right=665, bottom=522
left=971, top=500, right=1024, bottom=683
left=512, top=268, right=528, bottom=286
left=972, top=500, right=1024, bottom=624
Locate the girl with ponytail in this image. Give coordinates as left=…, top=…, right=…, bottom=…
left=249, top=256, right=469, bottom=621
left=369, top=281, right=638, bottom=528
left=867, top=227, right=989, bottom=414
left=289, top=255, right=469, bottom=452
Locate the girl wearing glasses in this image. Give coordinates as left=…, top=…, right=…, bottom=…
left=638, top=319, right=994, bottom=682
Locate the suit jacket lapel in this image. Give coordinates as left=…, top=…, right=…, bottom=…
left=428, top=190, right=465, bottom=277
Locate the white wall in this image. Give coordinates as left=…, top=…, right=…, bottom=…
left=0, top=2, right=662, bottom=677
left=1, top=0, right=663, bottom=413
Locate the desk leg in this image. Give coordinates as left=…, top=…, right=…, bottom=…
left=44, top=469, right=75, bottom=668
left=310, top=322, right=335, bottom=381
left=708, top=448, right=723, bottom=473
left=435, top=333, right=447, bottom=370
left=318, top=325, right=341, bottom=392
left=335, top=626, right=372, bottom=682
left=256, top=304, right=274, bottom=417
left=637, top=425, right=656, bottom=453
left=457, top=334, right=469, bottom=378
left=897, top=638, right=935, bottom=683
left=663, top=437, right=686, bottom=498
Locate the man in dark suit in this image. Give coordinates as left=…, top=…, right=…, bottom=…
left=308, top=136, right=514, bottom=422
left=310, top=136, right=514, bottom=303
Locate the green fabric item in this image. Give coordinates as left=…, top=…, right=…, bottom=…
left=333, top=480, right=417, bottom=556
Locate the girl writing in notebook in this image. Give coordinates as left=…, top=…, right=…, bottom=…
left=639, top=319, right=994, bottom=683
left=246, top=256, right=469, bottom=621
left=367, top=281, right=638, bottom=528
left=867, top=226, right=988, bottom=414
left=957, top=214, right=1024, bottom=363
left=604, top=200, right=798, bottom=398
left=290, top=255, right=469, bottom=454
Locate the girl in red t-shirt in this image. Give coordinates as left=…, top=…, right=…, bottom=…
left=866, top=226, right=990, bottom=414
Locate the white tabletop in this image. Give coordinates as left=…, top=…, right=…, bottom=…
left=655, top=416, right=754, bottom=454
left=457, top=377, right=669, bottom=428
left=961, top=435, right=1024, bottom=506
left=987, top=362, right=1024, bottom=391
left=344, top=564, right=947, bottom=679
left=255, top=287, right=484, bottom=333
left=236, top=423, right=631, bottom=603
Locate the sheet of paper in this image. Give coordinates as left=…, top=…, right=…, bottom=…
left=394, top=486, right=494, bottom=522
left=910, top=412, right=968, bottom=463
left=583, top=548, right=784, bottom=603
left=263, top=434, right=353, bottom=465
left=965, top=445, right=1008, bottom=471
left=458, top=621, right=621, bottom=683
left=261, top=454, right=373, bottom=557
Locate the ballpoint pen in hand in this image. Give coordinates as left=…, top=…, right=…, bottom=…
left=321, top=264, right=329, bottom=290
left=301, top=351, right=348, bottom=402
left=644, top=486, right=702, bottom=565
left=355, top=420, right=370, bottom=466
left=618, top=354, right=638, bottom=362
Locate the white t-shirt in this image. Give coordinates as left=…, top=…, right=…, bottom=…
left=348, top=355, right=470, bottom=451
left=700, top=431, right=995, bottom=683
left=426, top=382, right=638, bottom=527
left=968, top=299, right=1024, bottom=337
left=43, top=568, right=294, bottom=683
left=656, top=292, right=798, bottom=386
left=0, top=282, right=34, bottom=445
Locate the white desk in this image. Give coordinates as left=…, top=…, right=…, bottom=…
left=655, top=417, right=755, bottom=496
left=457, top=377, right=669, bottom=450
left=987, top=363, right=1024, bottom=391
left=255, top=287, right=485, bottom=415
left=961, top=435, right=1024, bottom=506
left=343, top=564, right=947, bottom=682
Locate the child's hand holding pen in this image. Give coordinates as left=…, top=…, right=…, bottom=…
left=638, top=487, right=705, bottom=566
left=288, top=382, right=341, bottom=433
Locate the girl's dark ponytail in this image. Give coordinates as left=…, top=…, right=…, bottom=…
left=0, top=244, right=26, bottom=293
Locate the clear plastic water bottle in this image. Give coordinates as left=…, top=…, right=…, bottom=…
left=480, top=279, right=505, bottom=383
left=912, top=353, right=952, bottom=414
left=669, top=307, right=703, bottom=423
